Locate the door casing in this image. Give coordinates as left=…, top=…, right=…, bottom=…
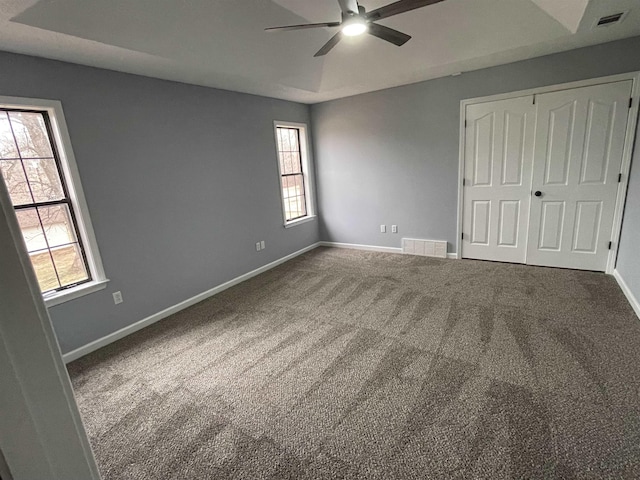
left=457, top=72, right=640, bottom=274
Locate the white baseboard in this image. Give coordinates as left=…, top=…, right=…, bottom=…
left=613, top=269, right=640, bottom=320
left=319, top=241, right=459, bottom=259
left=62, top=242, right=321, bottom=363
left=318, top=241, right=402, bottom=254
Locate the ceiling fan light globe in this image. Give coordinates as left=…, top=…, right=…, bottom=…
left=342, top=20, right=367, bottom=36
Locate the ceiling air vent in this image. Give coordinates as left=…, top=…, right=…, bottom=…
left=595, top=12, right=626, bottom=27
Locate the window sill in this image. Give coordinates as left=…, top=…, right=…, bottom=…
left=43, top=279, right=109, bottom=308
left=284, top=215, right=317, bottom=229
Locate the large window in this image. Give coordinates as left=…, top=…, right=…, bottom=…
left=274, top=122, right=314, bottom=225
left=0, top=98, right=106, bottom=305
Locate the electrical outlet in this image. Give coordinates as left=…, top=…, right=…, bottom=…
left=112, top=291, right=123, bottom=305
left=380, top=225, right=386, bottom=233
left=392, top=225, right=398, bottom=233
left=260, top=240, right=265, bottom=250
left=256, top=242, right=261, bottom=251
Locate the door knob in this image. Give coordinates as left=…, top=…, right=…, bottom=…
left=534, top=191, right=542, bottom=197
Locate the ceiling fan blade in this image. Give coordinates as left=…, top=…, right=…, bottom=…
left=366, top=0, right=445, bottom=21
left=265, top=22, right=341, bottom=32
left=367, top=23, right=411, bottom=46
left=314, top=31, right=343, bottom=57
left=338, top=0, right=359, bottom=15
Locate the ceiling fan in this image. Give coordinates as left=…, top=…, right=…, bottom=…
left=265, top=0, right=445, bottom=57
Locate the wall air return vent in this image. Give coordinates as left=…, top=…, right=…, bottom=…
left=402, top=238, right=447, bottom=258
left=595, top=12, right=626, bottom=27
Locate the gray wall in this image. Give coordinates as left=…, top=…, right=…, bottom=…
left=617, top=119, right=640, bottom=307
left=3, top=35, right=640, bottom=355
left=311, top=36, right=640, bottom=256
left=0, top=51, right=318, bottom=354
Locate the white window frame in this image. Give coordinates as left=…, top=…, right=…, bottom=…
left=0, top=95, right=108, bottom=306
left=273, top=121, right=316, bottom=228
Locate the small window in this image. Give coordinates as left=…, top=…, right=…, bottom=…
left=274, top=122, right=314, bottom=225
left=0, top=98, right=106, bottom=305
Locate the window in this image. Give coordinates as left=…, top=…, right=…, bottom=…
left=0, top=97, right=106, bottom=306
left=274, top=122, right=314, bottom=225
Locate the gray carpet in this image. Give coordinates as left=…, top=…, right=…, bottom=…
left=68, top=247, right=640, bottom=479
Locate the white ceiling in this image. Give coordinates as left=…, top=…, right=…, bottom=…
left=0, top=0, right=638, bottom=103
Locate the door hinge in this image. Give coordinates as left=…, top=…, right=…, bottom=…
left=461, top=232, right=465, bottom=240
left=608, top=241, right=612, bottom=250
left=533, top=95, right=536, bottom=105
left=462, top=178, right=466, bottom=186
left=464, top=119, right=467, bottom=128
left=630, top=98, right=633, bottom=109
left=619, top=173, right=623, bottom=183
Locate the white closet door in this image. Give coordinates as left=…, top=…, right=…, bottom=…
left=526, top=80, right=632, bottom=271
left=462, top=96, right=535, bottom=263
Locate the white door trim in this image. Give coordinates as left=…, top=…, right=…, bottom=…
left=0, top=168, right=101, bottom=478
left=457, top=71, right=640, bottom=273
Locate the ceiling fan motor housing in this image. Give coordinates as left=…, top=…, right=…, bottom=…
left=341, top=6, right=366, bottom=22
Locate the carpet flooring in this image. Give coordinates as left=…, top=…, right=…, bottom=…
left=68, top=247, right=640, bottom=479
